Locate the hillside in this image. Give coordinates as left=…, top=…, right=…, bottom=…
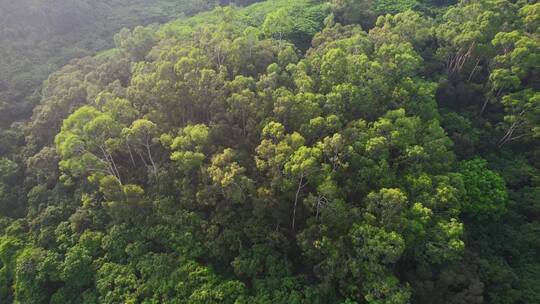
left=0, top=0, right=539, bottom=303
left=0, top=0, right=260, bottom=128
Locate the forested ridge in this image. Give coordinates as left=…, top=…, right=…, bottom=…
left=0, top=0, right=539, bottom=303
left=0, top=0, right=260, bottom=128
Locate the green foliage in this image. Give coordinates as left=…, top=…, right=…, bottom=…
left=0, top=236, right=23, bottom=302
left=115, top=26, right=159, bottom=61
left=330, top=0, right=377, bottom=29
left=14, top=247, right=61, bottom=304
left=168, top=124, right=211, bottom=172
left=261, top=5, right=327, bottom=53
left=55, top=106, right=124, bottom=183
left=0, top=0, right=224, bottom=129
left=100, top=176, right=149, bottom=223
left=0, top=0, right=539, bottom=303
left=459, top=158, right=508, bottom=220
left=375, top=0, right=418, bottom=14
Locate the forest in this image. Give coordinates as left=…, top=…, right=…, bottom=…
left=0, top=0, right=539, bottom=303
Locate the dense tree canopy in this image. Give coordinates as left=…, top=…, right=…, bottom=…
left=0, top=0, right=539, bottom=303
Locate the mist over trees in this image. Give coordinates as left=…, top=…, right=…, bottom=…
left=0, top=0, right=539, bottom=303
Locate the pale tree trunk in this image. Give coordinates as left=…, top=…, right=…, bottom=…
left=145, top=137, right=158, bottom=179
left=292, top=174, right=306, bottom=230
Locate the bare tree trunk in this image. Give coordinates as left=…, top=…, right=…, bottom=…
left=98, top=146, right=114, bottom=176
left=137, top=151, right=149, bottom=168
left=241, top=105, right=247, bottom=137
left=499, top=116, right=525, bottom=147
left=448, top=43, right=475, bottom=76
left=108, top=153, right=122, bottom=185
left=292, top=174, right=305, bottom=230
left=479, top=98, right=489, bottom=116
left=145, top=138, right=158, bottom=179
left=126, top=142, right=136, bottom=167
left=99, top=145, right=122, bottom=184
left=480, top=88, right=501, bottom=117
left=468, top=58, right=481, bottom=81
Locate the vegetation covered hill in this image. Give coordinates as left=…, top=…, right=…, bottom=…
left=0, top=0, right=539, bottom=303
left=0, top=0, right=261, bottom=128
